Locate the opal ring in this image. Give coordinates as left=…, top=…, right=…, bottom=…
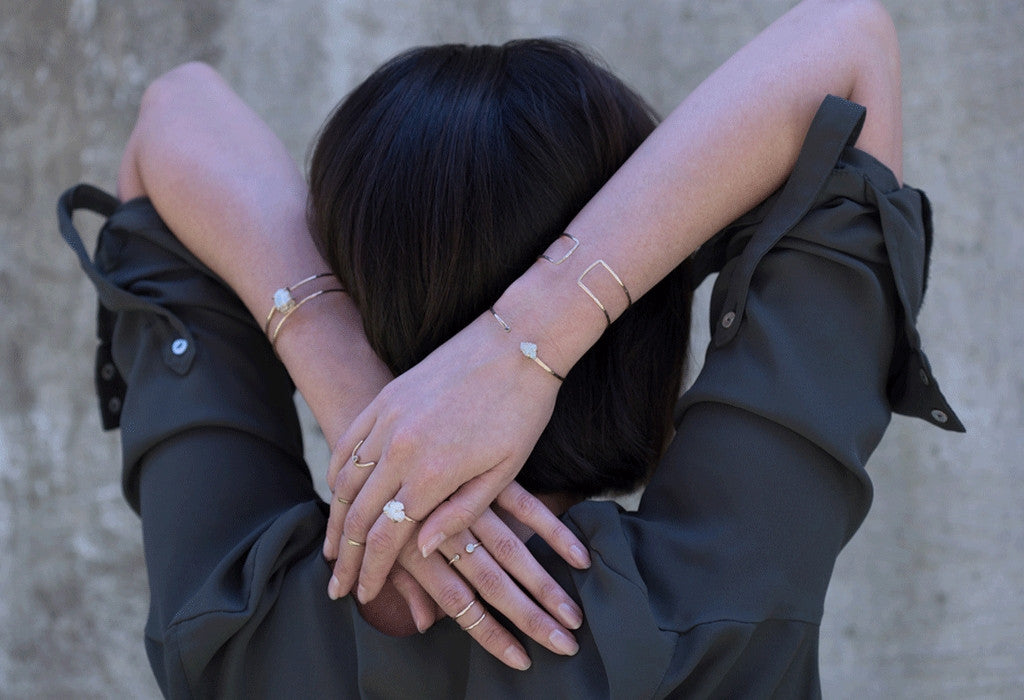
left=383, top=500, right=420, bottom=524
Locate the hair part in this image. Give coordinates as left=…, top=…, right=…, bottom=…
left=308, top=39, right=692, bottom=498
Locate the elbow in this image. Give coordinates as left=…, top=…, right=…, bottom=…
left=139, top=61, right=224, bottom=117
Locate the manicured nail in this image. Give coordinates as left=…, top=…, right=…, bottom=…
left=559, top=602, right=583, bottom=630
left=549, top=629, right=579, bottom=656
left=421, top=533, right=446, bottom=558
left=504, top=644, right=532, bottom=671
left=570, top=544, right=591, bottom=568
left=328, top=576, right=340, bottom=600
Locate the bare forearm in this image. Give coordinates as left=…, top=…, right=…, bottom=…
left=118, top=62, right=389, bottom=444
left=498, top=0, right=902, bottom=371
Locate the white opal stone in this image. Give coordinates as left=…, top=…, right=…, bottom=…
left=520, top=341, right=537, bottom=359
left=383, top=500, right=406, bottom=522
left=273, top=288, right=293, bottom=311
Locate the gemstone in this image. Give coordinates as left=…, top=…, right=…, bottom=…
left=520, top=341, right=537, bottom=359
left=383, top=500, right=406, bottom=522
left=465, top=542, right=480, bottom=553
left=273, top=288, right=296, bottom=313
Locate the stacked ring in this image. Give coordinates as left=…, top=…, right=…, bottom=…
left=382, top=500, right=420, bottom=524
left=351, top=439, right=376, bottom=469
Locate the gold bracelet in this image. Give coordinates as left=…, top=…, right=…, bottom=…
left=270, top=288, right=345, bottom=347
left=539, top=232, right=580, bottom=265
left=577, top=259, right=632, bottom=326
left=264, top=272, right=334, bottom=336
left=519, top=341, right=564, bottom=381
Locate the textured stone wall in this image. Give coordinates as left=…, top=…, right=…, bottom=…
left=2, top=1, right=1020, bottom=696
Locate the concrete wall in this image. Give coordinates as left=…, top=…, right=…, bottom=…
left=2, top=1, right=1020, bottom=696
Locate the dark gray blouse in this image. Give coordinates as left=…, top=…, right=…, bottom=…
left=59, top=95, right=961, bottom=699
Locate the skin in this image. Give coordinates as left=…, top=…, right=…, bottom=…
left=118, top=0, right=902, bottom=673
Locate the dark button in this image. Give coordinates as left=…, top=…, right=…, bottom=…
left=108, top=396, right=122, bottom=414
left=100, top=363, right=116, bottom=381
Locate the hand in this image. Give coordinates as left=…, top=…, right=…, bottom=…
left=338, top=482, right=591, bottom=670
left=322, top=312, right=572, bottom=602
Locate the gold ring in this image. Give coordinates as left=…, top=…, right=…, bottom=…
left=453, top=600, right=476, bottom=619
left=447, top=553, right=461, bottom=565
left=351, top=439, right=376, bottom=469
left=336, top=495, right=352, bottom=505
left=345, top=537, right=365, bottom=547
left=461, top=611, right=487, bottom=631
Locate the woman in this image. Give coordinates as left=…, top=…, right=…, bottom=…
left=61, top=0, right=961, bottom=696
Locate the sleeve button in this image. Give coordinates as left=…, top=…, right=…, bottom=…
left=720, top=311, right=736, bottom=329
left=171, top=338, right=189, bottom=356
left=100, top=363, right=116, bottom=381
left=930, top=409, right=948, bottom=424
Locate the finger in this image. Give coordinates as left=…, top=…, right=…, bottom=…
left=356, top=484, right=427, bottom=603
left=388, top=566, right=437, bottom=633
left=326, top=407, right=380, bottom=490
left=330, top=459, right=403, bottom=600
left=323, top=419, right=382, bottom=560
left=398, top=548, right=532, bottom=671
left=496, top=482, right=591, bottom=569
left=441, top=529, right=580, bottom=657
left=417, top=466, right=511, bottom=558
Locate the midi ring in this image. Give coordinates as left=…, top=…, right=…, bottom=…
left=464, top=541, right=483, bottom=554
left=447, top=553, right=461, bottom=565
left=461, top=611, right=487, bottom=631
left=345, top=536, right=365, bottom=547
left=382, top=500, right=420, bottom=524
left=453, top=600, right=477, bottom=619
left=336, top=494, right=352, bottom=505
left=351, top=439, right=376, bottom=469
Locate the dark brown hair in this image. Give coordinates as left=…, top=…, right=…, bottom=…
left=308, top=39, right=691, bottom=497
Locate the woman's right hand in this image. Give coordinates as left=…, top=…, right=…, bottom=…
left=346, top=481, right=589, bottom=670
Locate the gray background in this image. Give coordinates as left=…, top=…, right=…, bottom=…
left=1, top=0, right=1021, bottom=697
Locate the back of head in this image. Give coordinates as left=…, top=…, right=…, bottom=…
left=309, top=39, right=691, bottom=498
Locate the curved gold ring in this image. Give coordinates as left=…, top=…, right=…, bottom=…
left=336, top=495, right=352, bottom=505
left=345, top=537, right=365, bottom=547
left=461, top=611, right=487, bottom=631
left=447, top=553, right=461, bottom=566
left=351, top=439, right=376, bottom=469
left=453, top=600, right=477, bottom=619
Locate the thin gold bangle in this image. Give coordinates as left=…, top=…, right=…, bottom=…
left=577, top=259, right=632, bottom=326
left=519, top=341, right=564, bottom=381
left=270, top=288, right=345, bottom=347
left=264, top=272, right=334, bottom=335
left=539, top=232, right=580, bottom=265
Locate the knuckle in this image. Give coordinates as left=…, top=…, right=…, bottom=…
left=523, top=609, right=550, bottom=637
left=512, top=490, right=539, bottom=519
left=438, top=584, right=467, bottom=612
left=490, top=535, right=522, bottom=564
left=365, top=525, right=397, bottom=553
left=473, top=569, right=504, bottom=600
left=537, top=581, right=562, bottom=606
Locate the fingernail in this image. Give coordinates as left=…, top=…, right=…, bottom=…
left=570, top=544, right=591, bottom=568
left=559, top=602, right=583, bottom=630
left=328, top=576, right=340, bottom=600
left=414, top=610, right=430, bottom=633
left=322, top=538, right=333, bottom=559
left=421, top=533, right=445, bottom=558
left=549, top=629, right=579, bottom=656
left=357, top=583, right=368, bottom=604
left=504, top=645, right=532, bottom=671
